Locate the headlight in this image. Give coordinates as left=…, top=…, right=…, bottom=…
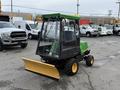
left=33, top=30, right=36, bottom=33
left=1, top=33, right=10, bottom=38
left=91, top=30, right=96, bottom=32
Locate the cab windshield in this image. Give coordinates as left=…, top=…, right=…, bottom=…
left=29, top=24, right=37, bottom=29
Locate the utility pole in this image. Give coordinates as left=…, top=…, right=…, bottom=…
left=116, top=0, right=120, bottom=20
left=77, top=0, right=80, bottom=15
left=108, top=10, right=112, bottom=24
left=11, top=0, right=13, bottom=20
left=108, top=10, right=112, bottom=17
left=0, top=0, right=1, bottom=14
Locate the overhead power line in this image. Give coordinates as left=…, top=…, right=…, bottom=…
left=2, top=4, right=75, bottom=14
left=2, top=4, right=118, bottom=16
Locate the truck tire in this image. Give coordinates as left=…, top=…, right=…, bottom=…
left=96, top=34, right=99, bottom=37
left=0, top=40, right=3, bottom=51
left=117, top=31, right=120, bottom=36
left=28, top=34, right=32, bottom=39
left=64, top=59, right=79, bottom=76
left=113, top=30, right=117, bottom=35
left=21, top=43, right=27, bottom=49
left=86, top=32, right=91, bottom=37
left=85, top=55, right=94, bottom=66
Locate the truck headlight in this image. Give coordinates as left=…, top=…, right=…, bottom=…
left=33, top=30, right=37, bottom=33
left=1, top=33, right=10, bottom=39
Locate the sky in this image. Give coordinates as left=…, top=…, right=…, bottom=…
left=1, top=0, right=119, bottom=17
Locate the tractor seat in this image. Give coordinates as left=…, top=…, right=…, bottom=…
left=63, top=31, right=74, bottom=41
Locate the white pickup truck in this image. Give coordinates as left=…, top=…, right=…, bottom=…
left=0, top=21, right=28, bottom=51
left=80, top=25, right=99, bottom=37
left=113, top=25, right=120, bottom=35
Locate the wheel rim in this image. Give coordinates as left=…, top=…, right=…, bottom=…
left=118, top=32, right=120, bottom=35
left=29, top=35, right=32, bottom=39
left=87, top=33, right=90, bottom=37
left=91, top=59, right=94, bottom=64
left=72, top=63, right=78, bottom=73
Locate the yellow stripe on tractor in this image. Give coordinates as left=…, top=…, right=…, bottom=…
left=22, top=57, right=60, bottom=80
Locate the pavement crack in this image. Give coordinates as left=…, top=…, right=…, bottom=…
left=81, top=67, right=95, bottom=90
left=0, top=80, right=13, bottom=88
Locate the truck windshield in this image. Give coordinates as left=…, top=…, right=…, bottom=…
left=90, top=25, right=99, bottom=29
left=105, top=25, right=113, bottom=29
left=29, top=24, right=37, bottom=29
left=0, top=22, right=15, bottom=28
left=36, top=23, right=42, bottom=30
left=84, top=25, right=92, bottom=29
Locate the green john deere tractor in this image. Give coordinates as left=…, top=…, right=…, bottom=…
left=23, top=13, right=94, bottom=80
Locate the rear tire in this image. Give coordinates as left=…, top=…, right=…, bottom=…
left=85, top=55, right=94, bottom=66
left=21, top=43, right=27, bottom=49
left=64, top=59, right=79, bottom=76
left=113, top=31, right=117, bottom=35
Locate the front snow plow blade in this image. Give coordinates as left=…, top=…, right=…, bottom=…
left=22, top=57, right=60, bottom=80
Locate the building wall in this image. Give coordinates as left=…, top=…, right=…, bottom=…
left=0, top=12, right=115, bottom=24
left=80, top=16, right=115, bottom=25
left=80, top=19, right=91, bottom=25
left=1, top=11, right=33, bottom=20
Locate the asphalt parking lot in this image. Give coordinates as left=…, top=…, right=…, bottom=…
left=0, top=36, right=120, bottom=90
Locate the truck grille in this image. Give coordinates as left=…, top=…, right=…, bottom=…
left=10, top=31, right=26, bottom=38
left=94, top=30, right=98, bottom=32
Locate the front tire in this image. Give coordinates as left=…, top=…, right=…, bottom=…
left=21, top=43, right=27, bottom=49
left=0, top=40, right=3, bottom=51
left=117, top=31, right=120, bottom=36
left=28, top=34, right=32, bottom=39
left=85, top=55, right=94, bottom=66
left=86, top=32, right=91, bottom=37
left=64, top=59, right=79, bottom=76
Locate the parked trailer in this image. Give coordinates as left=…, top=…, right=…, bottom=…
left=0, top=15, right=9, bottom=22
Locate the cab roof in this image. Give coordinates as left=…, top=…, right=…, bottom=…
left=42, top=13, right=80, bottom=20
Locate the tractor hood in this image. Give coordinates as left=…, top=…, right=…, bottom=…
left=80, top=41, right=89, bottom=54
